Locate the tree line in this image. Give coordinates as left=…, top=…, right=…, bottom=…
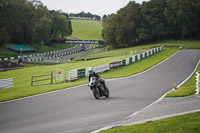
left=69, top=11, right=101, bottom=20
left=102, top=0, right=200, bottom=48
left=0, top=0, right=72, bottom=47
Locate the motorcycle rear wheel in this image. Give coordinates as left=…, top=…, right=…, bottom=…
left=93, top=88, right=100, bottom=100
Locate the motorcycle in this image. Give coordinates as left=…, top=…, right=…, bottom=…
left=88, top=77, right=110, bottom=99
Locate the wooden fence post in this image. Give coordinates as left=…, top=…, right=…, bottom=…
left=31, top=76, right=33, bottom=86
left=51, top=72, right=53, bottom=84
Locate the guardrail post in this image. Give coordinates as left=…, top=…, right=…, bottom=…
left=196, top=71, right=200, bottom=94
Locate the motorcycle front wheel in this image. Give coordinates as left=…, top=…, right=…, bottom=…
left=93, top=88, right=100, bottom=100
left=104, top=88, right=110, bottom=98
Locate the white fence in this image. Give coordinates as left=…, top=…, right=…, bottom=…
left=68, top=46, right=163, bottom=81
left=85, top=64, right=110, bottom=76
left=68, top=69, right=78, bottom=81
left=0, top=78, right=13, bottom=89
left=196, top=72, right=200, bottom=94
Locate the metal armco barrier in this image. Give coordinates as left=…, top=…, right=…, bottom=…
left=0, top=78, right=13, bottom=89
left=196, top=71, right=200, bottom=94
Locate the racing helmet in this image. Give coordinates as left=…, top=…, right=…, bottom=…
left=88, top=67, right=94, bottom=74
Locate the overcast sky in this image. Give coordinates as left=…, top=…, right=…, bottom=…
left=39, top=0, right=149, bottom=17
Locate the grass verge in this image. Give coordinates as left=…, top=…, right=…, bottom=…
left=0, top=40, right=199, bottom=102
left=35, top=43, right=75, bottom=53
left=99, top=112, right=200, bottom=133
left=0, top=43, right=75, bottom=58
left=166, top=64, right=200, bottom=97
left=0, top=47, right=176, bottom=102
left=101, top=48, right=177, bottom=79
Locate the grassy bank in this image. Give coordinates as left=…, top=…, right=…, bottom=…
left=166, top=64, right=200, bottom=97
left=35, top=43, right=75, bottom=53
left=71, top=19, right=103, bottom=40
left=0, top=40, right=199, bottom=101
left=0, top=43, right=75, bottom=58
left=0, top=43, right=176, bottom=102
left=101, top=47, right=177, bottom=79
left=99, top=112, right=200, bottom=133
left=74, top=45, right=153, bottom=61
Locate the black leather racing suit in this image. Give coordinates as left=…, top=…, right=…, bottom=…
left=88, top=72, right=108, bottom=90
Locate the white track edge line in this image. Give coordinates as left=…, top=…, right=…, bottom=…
left=91, top=58, right=200, bottom=133
left=0, top=84, right=87, bottom=105
left=0, top=50, right=180, bottom=104
left=107, top=50, right=180, bottom=81
left=91, top=109, right=200, bottom=133
left=118, top=109, right=200, bottom=127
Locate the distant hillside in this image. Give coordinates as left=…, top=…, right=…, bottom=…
left=71, top=19, right=103, bottom=40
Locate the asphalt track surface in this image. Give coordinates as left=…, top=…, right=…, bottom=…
left=0, top=50, right=199, bottom=133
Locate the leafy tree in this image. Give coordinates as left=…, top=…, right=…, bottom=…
left=137, top=0, right=169, bottom=43
left=0, top=0, right=10, bottom=46
left=102, top=14, right=118, bottom=48
left=0, top=0, right=72, bottom=46
left=33, top=16, right=52, bottom=45
left=102, top=1, right=141, bottom=48
left=51, top=11, right=71, bottom=40
left=0, top=27, right=10, bottom=46
left=165, top=0, right=200, bottom=39
left=67, top=19, right=73, bottom=35
left=115, top=1, right=141, bottom=47
left=102, top=15, right=107, bottom=20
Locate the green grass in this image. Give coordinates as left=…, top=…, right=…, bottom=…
left=160, top=40, right=200, bottom=49
left=74, top=45, right=154, bottom=60
left=35, top=43, right=75, bottom=53
left=0, top=56, right=130, bottom=101
left=0, top=43, right=20, bottom=58
left=71, top=19, right=103, bottom=40
left=101, top=48, right=177, bottom=79
left=0, top=19, right=102, bottom=58
left=0, top=43, right=75, bottom=58
left=166, top=64, right=200, bottom=97
left=1, top=40, right=200, bottom=101
left=0, top=45, right=177, bottom=102
left=0, top=40, right=199, bottom=101
left=79, top=40, right=199, bottom=61
left=99, top=112, right=200, bottom=133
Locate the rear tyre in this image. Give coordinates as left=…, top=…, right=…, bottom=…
left=93, top=88, right=100, bottom=100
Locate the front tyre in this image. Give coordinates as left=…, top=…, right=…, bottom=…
left=93, top=88, right=100, bottom=100
left=104, top=88, right=110, bottom=98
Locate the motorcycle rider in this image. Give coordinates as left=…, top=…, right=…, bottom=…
left=88, top=67, right=108, bottom=90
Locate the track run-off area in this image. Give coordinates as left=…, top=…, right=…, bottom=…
left=0, top=50, right=200, bottom=133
